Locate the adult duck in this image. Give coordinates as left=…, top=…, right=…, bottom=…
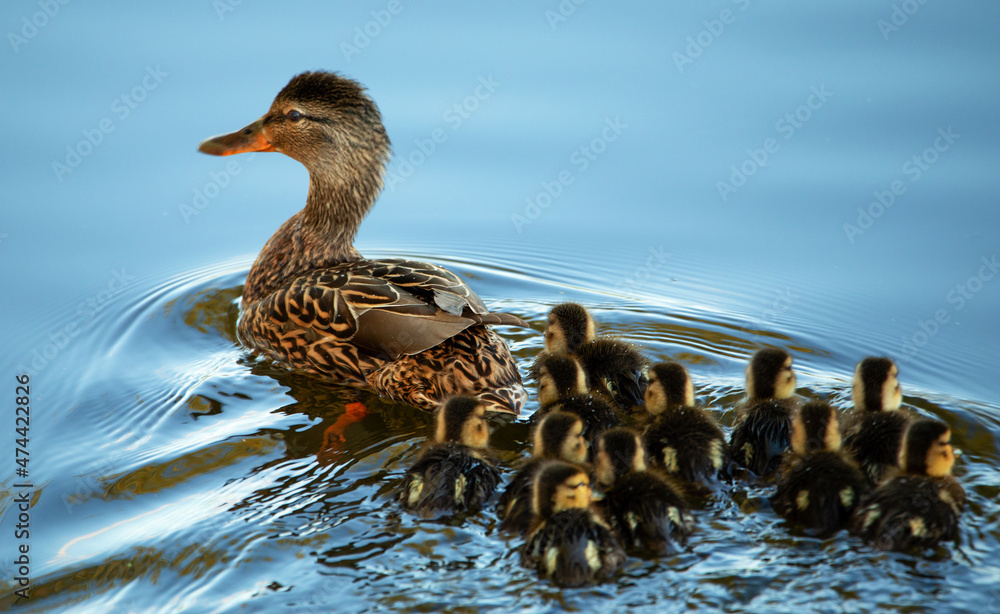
left=199, top=71, right=527, bottom=413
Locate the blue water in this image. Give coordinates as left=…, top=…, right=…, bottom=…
left=2, top=2, right=999, bottom=612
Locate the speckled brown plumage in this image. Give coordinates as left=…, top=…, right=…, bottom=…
left=200, top=71, right=527, bottom=413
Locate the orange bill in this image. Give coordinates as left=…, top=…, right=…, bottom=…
left=198, top=116, right=275, bottom=156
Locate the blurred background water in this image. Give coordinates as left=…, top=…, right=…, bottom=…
left=1, top=1, right=999, bottom=612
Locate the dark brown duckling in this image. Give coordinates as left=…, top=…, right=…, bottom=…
left=770, top=401, right=870, bottom=536
left=594, top=427, right=694, bottom=555
left=497, top=411, right=589, bottom=534
left=642, top=362, right=727, bottom=486
left=531, top=353, right=588, bottom=409
left=729, top=348, right=798, bottom=477
left=398, top=396, right=500, bottom=518
left=842, top=356, right=910, bottom=485
left=530, top=353, right=621, bottom=438
left=544, top=303, right=649, bottom=410
left=198, top=71, right=527, bottom=414
left=520, top=460, right=626, bottom=587
left=851, top=419, right=965, bottom=552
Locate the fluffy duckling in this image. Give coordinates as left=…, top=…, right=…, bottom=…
left=497, top=411, right=589, bottom=534
left=544, top=303, right=649, bottom=410
left=729, top=348, right=798, bottom=477
left=532, top=353, right=588, bottom=409
left=521, top=460, right=626, bottom=587
left=851, top=419, right=965, bottom=552
left=842, top=357, right=910, bottom=485
left=398, top=396, right=500, bottom=518
left=770, top=401, right=870, bottom=535
left=642, top=362, right=727, bottom=486
left=532, top=353, right=621, bottom=437
left=594, top=428, right=694, bottom=555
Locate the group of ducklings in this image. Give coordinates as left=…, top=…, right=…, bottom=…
left=396, top=303, right=965, bottom=587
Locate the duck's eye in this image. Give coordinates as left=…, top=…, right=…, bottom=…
left=286, top=109, right=304, bottom=122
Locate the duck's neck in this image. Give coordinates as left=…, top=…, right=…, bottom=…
left=242, top=170, right=380, bottom=305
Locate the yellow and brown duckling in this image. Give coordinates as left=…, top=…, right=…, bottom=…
left=850, top=419, right=965, bottom=552
left=594, top=428, right=694, bottom=555
left=521, top=460, right=626, bottom=587
left=842, top=357, right=910, bottom=485
left=544, top=303, right=649, bottom=410
left=642, top=362, right=727, bottom=486
left=198, top=71, right=527, bottom=414
left=398, top=396, right=501, bottom=518
left=729, top=348, right=798, bottom=477
left=497, top=411, right=589, bottom=534
left=531, top=353, right=621, bottom=437
left=770, top=401, right=870, bottom=536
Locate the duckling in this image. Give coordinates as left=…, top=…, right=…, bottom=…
left=521, top=460, right=626, bottom=587
left=770, top=401, right=870, bottom=535
left=594, top=428, right=694, bottom=555
left=497, top=411, right=589, bottom=534
left=842, top=356, right=910, bottom=485
left=850, top=419, right=965, bottom=551
left=642, top=362, right=727, bottom=486
left=398, top=396, right=500, bottom=518
left=532, top=353, right=588, bottom=409
left=729, top=348, right=797, bottom=477
left=198, top=71, right=527, bottom=414
left=543, top=303, right=649, bottom=410
left=531, top=353, right=620, bottom=437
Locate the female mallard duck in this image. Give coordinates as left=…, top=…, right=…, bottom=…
left=842, top=356, right=909, bottom=485
left=594, top=427, right=694, bottom=555
left=850, top=419, right=965, bottom=551
left=198, top=71, right=526, bottom=414
left=642, top=362, right=727, bottom=486
left=729, top=348, right=798, bottom=477
left=543, top=303, right=648, bottom=410
left=531, top=353, right=620, bottom=437
left=521, top=460, right=625, bottom=587
left=497, top=411, right=589, bottom=534
left=770, top=401, right=870, bottom=536
left=398, top=396, right=501, bottom=517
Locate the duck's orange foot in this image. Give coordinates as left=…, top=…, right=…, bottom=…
left=321, top=402, right=371, bottom=452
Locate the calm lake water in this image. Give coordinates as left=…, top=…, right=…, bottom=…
left=2, top=2, right=999, bottom=612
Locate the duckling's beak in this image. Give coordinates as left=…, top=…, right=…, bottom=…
left=198, top=116, right=275, bottom=156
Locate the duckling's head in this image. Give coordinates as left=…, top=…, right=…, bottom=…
left=852, top=356, right=902, bottom=412
left=790, top=401, right=841, bottom=455
left=199, top=71, right=390, bottom=192
left=645, top=362, right=695, bottom=415
left=534, top=353, right=587, bottom=407
left=435, top=396, right=489, bottom=449
left=532, top=460, right=593, bottom=519
left=544, top=303, right=595, bottom=354
left=900, top=419, right=954, bottom=478
left=534, top=411, right=588, bottom=464
left=746, top=348, right=796, bottom=401
left=594, top=427, right=646, bottom=488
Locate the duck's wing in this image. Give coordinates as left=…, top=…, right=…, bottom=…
left=250, top=258, right=527, bottom=360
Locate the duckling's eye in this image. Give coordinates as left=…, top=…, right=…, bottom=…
left=285, top=109, right=304, bottom=122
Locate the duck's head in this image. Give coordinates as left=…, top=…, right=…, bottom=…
left=790, top=401, right=841, bottom=455
left=645, top=362, right=695, bottom=415
left=534, top=410, right=588, bottom=464
left=900, top=419, right=954, bottom=478
left=534, top=353, right=587, bottom=407
left=544, top=303, right=595, bottom=354
left=746, top=348, right=796, bottom=401
left=532, top=460, right=593, bottom=519
left=852, top=356, right=902, bottom=412
left=594, top=427, right=646, bottom=488
left=199, top=71, right=390, bottom=190
left=435, top=396, right=490, bottom=449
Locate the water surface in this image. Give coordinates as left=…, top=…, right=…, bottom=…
left=2, top=2, right=999, bottom=612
